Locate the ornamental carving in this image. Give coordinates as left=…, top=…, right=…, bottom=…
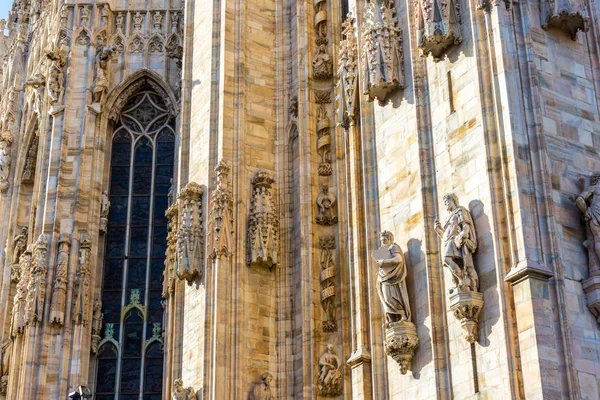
left=314, top=0, right=328, bottom=45
left=92, top=46, right=113, bottom=104
left=316, top=184, right=337, bottom=225
left=91, top=297, right=103, bottom=354
left=73, top=234, right=92, bottom=325
left=209, top=160, right=234, bottom=259
left=172, top=378, right=195, bottom=400
left=317, top=344, right=343, bottom=396
left=416, top=0, right=462, bottom=61
left=176, top=182, right=204, bottom=283
left=0, top=130, right=12, bottom=192
left=541, top=0, right=589, bottom=40
left=25, top=234, right=48, bottom=326
left=10, top=226, right=28, bottom=283
left=163, top=203, right=178, bottom=298
left=362, top=0, right=404, bottom=104
left=44, top=41, right=69, bottom=105
left=10, top=245, right=32, bottom=337
left=49, top=234, right=71, bottom=326
left=316, top=107, right=332, bottom=176
left=319, top=236, right=337, bottom=332
left=312, top=44, right=333, bottom=80
left=249, top=372, right=274, bottom=400
left=100, top=190, right=110, bottom=233
left=449, top=291, right=484, bottom=343
left=247, top=170, right=278, bottom=269
left=373, top=230, right=419, bottom=373
left=337, top=15, right=359, bottom=128
left=21, top=135, right=38, bottom=184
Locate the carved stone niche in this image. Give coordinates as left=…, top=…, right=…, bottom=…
left=416, top=0, right=462, bottom=61
left=247, top=170, right=279, bottom=269
left=541, top=0, right=589, bottom=40
left=361, top=0, right=404, bottom=104
left=175, top=182, right=204, bottom=284
left=449, top=290, right=484, bottom=343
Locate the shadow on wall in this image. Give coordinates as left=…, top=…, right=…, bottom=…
left=469, top=199, right=500, bottom=347
left=406, top=237, right=432, bottom=378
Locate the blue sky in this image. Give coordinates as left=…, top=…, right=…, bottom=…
left=0, top=2, right=11, bottom=22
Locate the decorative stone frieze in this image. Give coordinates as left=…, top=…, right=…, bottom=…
left=209, top=160, right=234, bottom=259
left=100, top=190, right=110, bottom=234
left=176, top=182, right=204, bottom=283
left=361, top=0, right=404, bottom=104
left=172, top=378, right=196, bottom=400
left=316, top=107, right=333, bottom=176
left=434, top=193, right=484, bottom=342
left=73, top=234, right=92, bottom=325
left=337, top=14, right=358, bottom=128
left=10, top=226, right=28, bottom=283
left=570, top=173, right=600, bottom=324
left=0, top=130, right=13, bottom=192
left=316, top=184, right=337, bottom=225
left=49, top=234, right=71, bottom=326
left=247, top=170, right=278, bottom=269
left=541, top=0, right=589, bottom=40
left=317, top=344, right=343, bottom=396
left=25, top=234, right=48, bottom=326
left=90, top=296, right=102, bottom=354
left=373, top=231, right=419, bottom=374
left=249, top=372, right=274, bottom=400
left=416, top=0, right=462, bottom=61
left=319, top=236, right=337, bottom=332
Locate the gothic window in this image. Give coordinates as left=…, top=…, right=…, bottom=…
left=97, top=88, right=174, bottom=399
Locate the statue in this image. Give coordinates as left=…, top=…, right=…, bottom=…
left=91, top=297, right=103, bottom=354
left=571, top=172, right=600, bottom=274
left=249, top=372, right=273, bottom=400
left=100, top=190, right=110, bottom=233
left=312, top=44, right=333, bottom=80
left=49, top=235, right=70, bottom=326
left=172, top=378, right=195, bottom=400
left=316, top=184, right=337, bottom=225
left=0, top=340, right=10, bottom=395
left=434, top=193, right=478, bottom=292
left=0, top=132, right=12, bottom=191
left=45, top=42, right=69, bottom=105
left=373, top=231, right=411, bottom=323
left=12, top=226, right=28, bottom=266
left=317, top=344, right=342, bottom=396
left=92, top=46, right=113, bottom=104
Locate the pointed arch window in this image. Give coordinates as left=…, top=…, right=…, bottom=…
left=97, top=88, right=174, bottom=399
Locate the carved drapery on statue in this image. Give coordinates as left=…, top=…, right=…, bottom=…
left=73, top=234, right=92, bottom=325
left=49, top=234, right=71, bottom=326
left=176, top=182, right=204, bottom=283
left=247, top=170, right=278, bottom=269
left=317, top=344, right=343, bottom=396
left=362, top=0, right=404, bottom=104
left=373, top=231, right=419, bottom=374
left=337, top=15, right=358, bottom=129
left=0, top=131, right=13, bottom=192
left=319, top=236, right=337, bottom=332
left=541, top=0, right=589, bottom=40
left=25, top=234, right=48, bottom=326
left=434, top=193, right=483, bottom=343
left=416, top=0, right=462, bottom=61
left=570, top=173, right=600, bottom=324
left=209, top=160, right=233, bottom=259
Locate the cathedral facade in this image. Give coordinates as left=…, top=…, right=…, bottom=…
left=0, top=0, right=599, bottom=398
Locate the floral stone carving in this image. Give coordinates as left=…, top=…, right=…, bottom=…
left=247, top=170, right=278, bottom=269
left=417, top=0, right=462, bottom=61
left=541, top=0, right=589, bottom=40
left=317, top=344, right=343, bottom=396
left=570, top=173, right=600, bottom=324
left=362, top=0, right=404, bottom=104
left=176, top=182, right=204, bottom=283
left=434, top=193, right=484, bottom=342
left=373, top=230, right=418, bottom=374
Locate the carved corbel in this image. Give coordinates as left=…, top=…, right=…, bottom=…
left=416, top=0, right=462, bottom=61
left=541, top=0, right=589, bottom=40
left=449, top=291, right=484, bottom=343
left=361, top=0, right=404, bottom=104
left=176, top=182, right=204, bottom=283
left=247, top=170, right=278, bottom=269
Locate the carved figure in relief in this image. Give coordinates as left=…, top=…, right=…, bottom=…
left=91, top=297, right=103, bottom=354
left=0, top=131, right=12, bottom=191
left=0, top=340, right=10, bottom=395
left=316, top=184, right=337, bottom=225
left=100, top=190, right=110, bottom=233
left=49, top=235, right=70, bottom=325
left=571, top=172, right=600, bottom=275
left=11, top=247, right=31, bottom=336
left=172, top=378, right=195, bottom=400
left=312, top=44, right=333, bottom=80
left=373, top=231, right=411, bottom=323
left=434, top=193, right=478, bottom=292
left=133, top=12, right=144, bottom=33
left=73, top=235, right=92, bottom=325
left=45, top=42, right=68, bottom=105
left=249, top=372, right=273, bottom=400
left=12, top=226, right=28, bottom=267
left=93, top=46, right=113, bottom=104
left=317, top=344, right=343, bottom=397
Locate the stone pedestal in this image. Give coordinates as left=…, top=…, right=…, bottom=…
left=449, top=291, right=484, bottom=343
left=582, top=275, right=600, bottom=324
left=383, top=320, right=419, bottom=375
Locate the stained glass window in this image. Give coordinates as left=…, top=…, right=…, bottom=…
left=96, top=89, right=174, bottom=399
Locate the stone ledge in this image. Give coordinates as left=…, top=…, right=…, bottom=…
left=504, top=260, right=553, bottom=285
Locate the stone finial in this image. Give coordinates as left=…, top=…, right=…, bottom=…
left=417, top=0, right=462, bottom=61
left=176, top=182, right=205, bottom=283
